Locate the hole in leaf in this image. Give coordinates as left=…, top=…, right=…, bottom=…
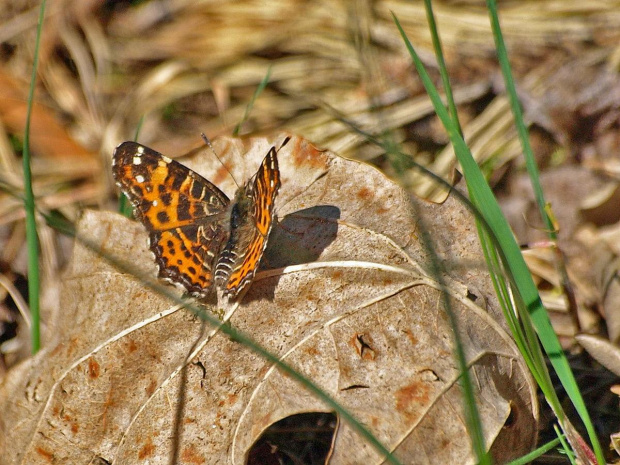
left=503, top=401, right=518, bottom=429
left=246, top=412, right=337, bottom=465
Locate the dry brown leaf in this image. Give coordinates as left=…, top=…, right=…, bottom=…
left=576, top=334, right=620, bottom=377
left=0, top=71, right=95, bottom=161
left=580, top=181, right=620, bottom=227
left=584, top=223, right=620, bottom=345
left=0, top=134, right=537, bottom=464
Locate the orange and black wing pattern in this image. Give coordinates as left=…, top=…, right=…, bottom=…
left=112, top=141, right=230, bottom=295
left=214, top=145, right=281, bottom=297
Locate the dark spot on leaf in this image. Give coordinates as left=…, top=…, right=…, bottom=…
left=88, top=358, right=100, bottom=379
left=138, top=439, right=155, bottom=459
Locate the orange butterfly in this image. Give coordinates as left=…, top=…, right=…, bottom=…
left=112, top=139, right=286, bottom=298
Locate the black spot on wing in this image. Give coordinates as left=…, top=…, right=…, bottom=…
left=191, top=180, right=204, bottom=199
left=177, top=200, right=192, bottom=222
left=160, top=192, right=172, bottom=206
left=157, top=211, right=171, bottom=224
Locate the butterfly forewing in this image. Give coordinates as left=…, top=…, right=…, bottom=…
left=112, top=142, right=230, bottom=227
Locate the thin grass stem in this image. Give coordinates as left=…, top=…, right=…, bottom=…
left=23, top=0, right=47, bottom=354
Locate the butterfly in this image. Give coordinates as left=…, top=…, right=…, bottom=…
left=112, top=138, right=286, bottom=298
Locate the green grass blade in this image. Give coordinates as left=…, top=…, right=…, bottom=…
left=423, top=0, right=462, bottom=137
left=506, top=436, right=562, bottom=465
left=233, top=65, right=272, bottom=136
left=485, top=1, right=604, bottom=461
left=484, top=1, right=554, bottom=239
left=23, top=0, right=47, bottom=354
left=318, top=99, right=538, bottom=463
left=118, top=116, right=145, bottom=217
left=394, top=0, right=545, bottom=406
left=118, top=184, right=133, bottom=218
left=324, top=82, right=561, bottom=464
left=393, top=9, right=602, bottom=463
left=555, top=423, right=577, bottom=465
left=393, top=5, right=489, bottom=462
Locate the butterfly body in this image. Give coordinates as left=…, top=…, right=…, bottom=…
left=112, top=140, right=281, bottom=298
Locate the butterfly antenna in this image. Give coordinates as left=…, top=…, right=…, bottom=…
left=201, top=133, right=240, bottom=188
left=277, top=136, right=291, bottom=152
